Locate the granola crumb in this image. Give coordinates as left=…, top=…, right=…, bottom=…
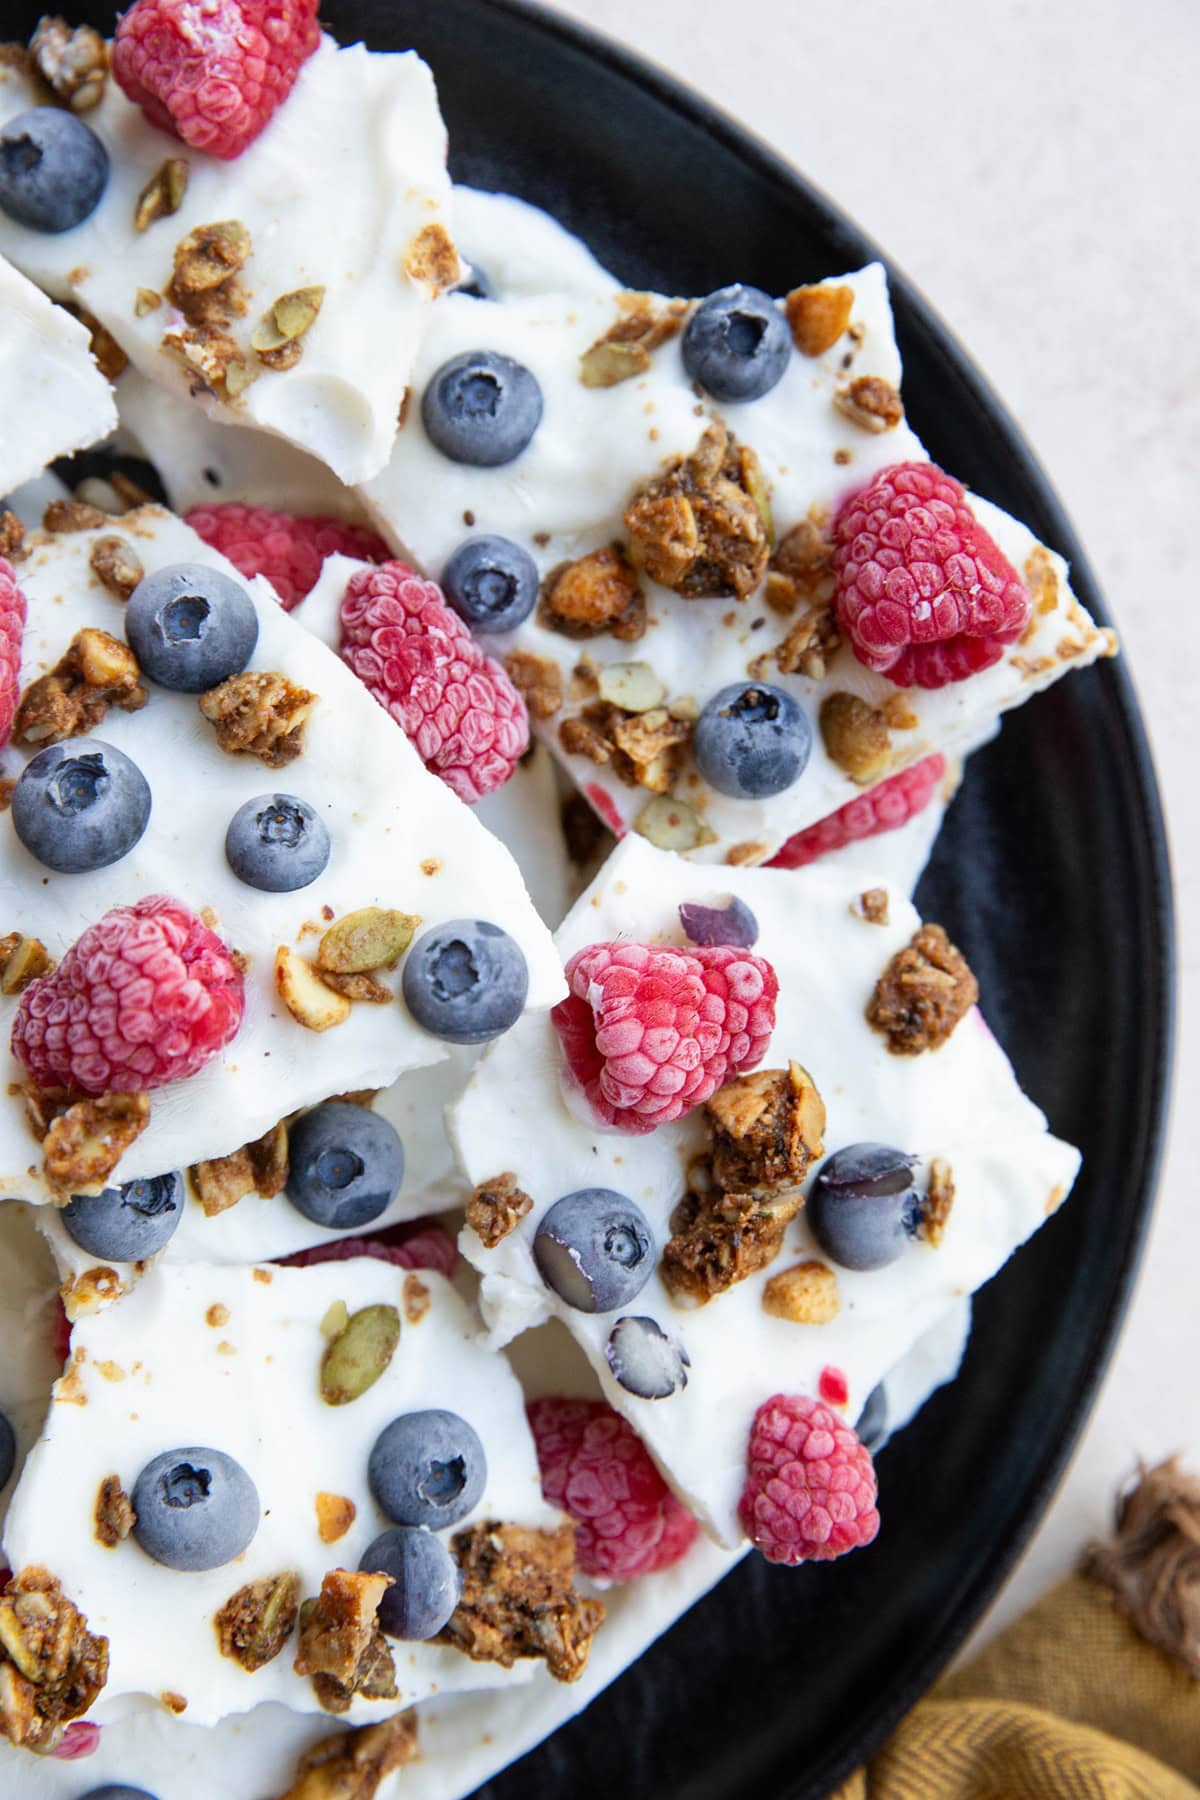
left=881, top=692, right=919, bottom=731
left=133, top=156, right=188, bottom=234
left=819, top=691, right=892, bottom=785
left=855, top=887, right=890, bottom=926
left=560, top=700, right=690, bottom=794
left=402, top=1274, right=430, bottom=1324
left=190, top=1119, right=288, bottom=1217
left=88, top=535, right=145, bottom=600
left=161, top=1690, right=187, bottom=1715
left=215, top=1572, right=301, bottom=1673
left=466, top=1173, right=533, bottom=1249
left=13, top=626, right=147, bottom=746
left=403, top=222, right=461, bottom=293
left=724, top=841, right=767, bottom=867
left=279, top=1711, right=419, bottom=1800
left=63, top=306, right=127, bottom=382
left=43, top=1091, right=151, bottom=1198
left=315, top=1493, right=357, bottom=1546
left=206, top=1303, right=230, bottom=1328
left=0, top=510, right=26, bottom=561
left=579, top=293, right=688, bottom=387
left=623, top=420, right=770, bottom=601
left=867, top=924, right=978, bottom=1054
left=437, top=1523, right=603, bottom=1684
left=295, top=1571, right=397, bottom=1715
left=539, top=546, right=646, bottom=642
left=0, top=933, right=52, bottom=996
left=762, top=1259, right=840, bottom=1324
left=93, top=1475, right=136, bottom=1548
left=198, top=669, right=317, bottom=768
left=29, top=16, right=109, bottom=111
left=0, top=1567, right=109, bottom=1750
left=834, top=375, right=904, bottom=432
left=785, top=283, right=854, bottom=357
left=920, top=1157, right=955, bottom=1246
left=43, top=498, right=108, bottom=535
left=503, top=650, right=564, bottom=720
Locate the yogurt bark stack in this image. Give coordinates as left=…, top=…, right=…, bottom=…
left=0, top=7, right=1110, bottom=1796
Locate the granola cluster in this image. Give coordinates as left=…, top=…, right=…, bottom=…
left=216, top=1572, right=301, bottom=1673
left=436, top=1523, right=604, bottom=1683
left=40, top=1090, right=150, bottom=1197
left=466, top=1172, right=534, bottom=1249
left=623, top=421, right=771, bottom=601
left=579, top=293, right=688, bottom=388
left=13, top=627, right=147, bottom=746
left=0, top=1568, right=108, bottom=1751
left=197, top=669, right=317, bottom=767
left=280, top=1711, right=419, bottom=1800
left=867, top=924, right=979, bottom=1054
left=161, top=220, right=256, bottom=399
left=538, top=545, right=645, bottom=642
left=190, top=1118, right=289, bottom=1217
left=294, top=1571, right=397, bottom=1715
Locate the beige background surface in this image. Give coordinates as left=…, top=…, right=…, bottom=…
left=539, top=0, right=1197, bottom=1654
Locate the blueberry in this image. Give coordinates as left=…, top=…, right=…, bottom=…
left=533, top=1189, right=655, bottom=1314
left=225, top=793, right=330, bottom=893
left=402, top=919, right=528, bottom=1044
left=125, top=562, right=258, bottom=693
left=0, top=107, right=108, bottom=233
left=421, top=350, right=543, bottom=467
left=11, top=740, right=151, bottom=873
left=368, top=1409, right=486, bottom=1529
left=131, top=1447, right=259, bottom=1571
left=678, top=895, right=759, bottom=948
left=809, top=1143, right=921, bottom=1272
left=855, top=1383, right=889, bottom=1454
left=442, top=536, right=538, bottom=634
left=80, top=1790, right=159, bottom=1800
left=606, top=1317, right=690, bottom=1400
left=681, top=284, right=791, bottom=403
left=693, top=682, right=811, bottom=800
left=359, top=1526, right=460, bottom=1640
left=0, top=1408, right=16, bottom=1489
left=285, top=1102, right=404, bottom=1231
left=453, top=261, right=495, bottom=301
left=62, top=1174, right=184, bottom=1263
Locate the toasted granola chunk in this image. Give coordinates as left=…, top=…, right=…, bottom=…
left=0, top=933, right=51, bottom=996
left=163, top=221, right=254, bottom=398
left=294, top=1571, right=396, bottom=1714
left=0, top=510, right=26, bottom=561
left=437, top=1523, right=603, bottom=1683
left=13, top=627, right=147, bottom=746
left=579, top=293, right=688, bottom=387
left=62, top=308, right=127, bottom=383
left=216, top=1572, right=301, bottom=1673
left=0, top=1568, right=108, bottom=1750
left=403, top=222, right=460, bottom=293
left=762, top=1260, right=840, bottom=1324
left=623, top=421, right=770, bottom=601
left=539, top=546, right=646, bottom=643
left=559, top=699, right=690, bottom=794
left=43, top=499, right=108, bottom=535
left=93, top=1475, right=136, bottom=1548
left=89, top=535, right=145, bottom=600
left=466, top=1172, right=533, bottom=1249
left=198, top=669, right=317, bottom=768
left=43, top=1091, right=150, bottom=1197
left=867, top=924, right=978, bottom=1054
left=504, top=650, right=564, bottom=720
left=834, top=375, right=905, bottom=433
left=919, top=1156, right=956, bottom=1246
left=785, top=282, right=854, bottom=357
left=819, top=691, right=892, bottom=785
left=280, top=1711, right=419, bottom=1800
left=190, top=1119, right=289, bottom=1217
left=29, top=17, right=108, bottom=111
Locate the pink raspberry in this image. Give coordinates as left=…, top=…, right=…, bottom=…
left=52, top=1299, right=72, bottom=1364
left=527, top=1397, right=698, bottom=1580
left=833, top=461, right=1031, bottom=689
left=185, top=504, right=388, bottom=610
left=739, top=1394, right=879, bottom=1565
left=276, top=1217, right=458, bottom=1277
left=552, top=940, right=778, bottom=1134
left=12, top=895, right=244, bottom=1096
left=339, top=561, right=528, bottom=804
left=113, top=0, right=320, bottom=160
left=767, top=753, right=946, bottom=869
left=0, top=557, right=27, bottom=750
left=52, top=1722, right=101, bottom=1760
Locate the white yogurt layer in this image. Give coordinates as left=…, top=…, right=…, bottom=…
left=0, top=255, right=116, bottom=495
left=0, top=37, right=456, bottom=485
left=3, top=1262, right=562, bottom=1729
left=451, top=187, right=617, bottom=301
left=360, top=267, right=1110, bottom=865
left=449, top=835, right=1080, bottom=1545
left=0, top=509, right=563, bottom=1209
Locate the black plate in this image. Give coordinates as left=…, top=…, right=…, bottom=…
left=12, top=2, right=1173, bottom=1792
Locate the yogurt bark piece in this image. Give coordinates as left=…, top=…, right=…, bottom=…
left=1, top=1261, right=590, bottom=1737
left=0, top=36, right=458, bottom=484
left=0, top=507, right=562, bottom=1210
left=0, top=255, right=116, bottom=495
left=451, top=186, right=617, bottom=302
left=360, top=268, right=1112, bottom=865
left=450, top=835, right=1080, bottom=1545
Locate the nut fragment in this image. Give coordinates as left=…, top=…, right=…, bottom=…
left=88, top=535, right=145, bottom=600
left=134, top=287, right=162, bottom=317
left=251, top=285, right=326, bottom=355
left=320, top=1304, right=401, bottom=1406
left=539, top=546, right=645, bottom=643
left=762, top=1260, right=840, bottom=1324
left=785, top=282, right=854, bottom=356
left=215, top=1572, right=301, bottom=1673
left=42, top=498, right=107, bottom=534
left=402, top=1274, right=429, bottom=1324
left=43, top=1092, right=151, bottom=1198
left=315, top=1493, right=357, bottom=1546
left=834, top=375, right=904, bottom=433
left=579, top=293, right=687, bottom=387
left=133, top=157, right=189, bottom=233
left=190, top=1119, right=289, bottom=1217
left=0, top=1568, right=109, bottom=1750
left=855, top=887, right=890, bottom=926
left=29, top=16, right=108, bottom=111
left=198, top=670, right=317, bottom=768
left=819, top=691, right=892, bottom=785
left=466, top=1172, right=532, bottom=1249
left=14, top=626, right=147, bottom=746
left=319, top=971, right=391, bottom=1005
left=275, top=948, right=352, bottom=1033
left=317, top=909, right=419, bottom=976
left=503, top=650, right=563, bottom=721
left=294, top=1570, right=397, bottom=1714
left=437, top=1523, right=603, bottom=1684
left=633, top=793, right=716, bottom=852
left=623, top=421, right=770, bottom=600
left=920, top=1157, right=956, bottom=1246
left=172, top=220, right=252, bottom=295
left=280, top=1712, right=419, bottom=1800
left=0, top=510, right=26, bottom=561
left=0, top=933, right=51, bottom=996
left=403, top=222, right=460, bottom=292
left=596, top=661, right=666, bottom=713
left=867, top=924, right=978, bottom=1054
left=93, top=1475, right=136, bottom=1548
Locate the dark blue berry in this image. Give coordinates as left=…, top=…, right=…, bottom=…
left=453, top=261, right=494, bottom=301
left=0, top=1408, right=16, bottom=1490
left=359, top=1526, right=460, bottom=1640
left=678, top=895, right=759, bottom=948
left=421, top=350, right=543, bottom=466
left=693, top=682, right=811, bottom=799
left=131, top=1447, right=259, bottom=1571
left=368, top=1409, right=486, bottom=1529
left=284, top=1102, right=404, bottom=1231
left=605, top=1317, right=690, bottom=1400
left=533, top=1189, right=655, bottom=1314
left=681, top=284, right=791, bottom=403
left=225, top=793, right=330, bottom=892
left=402, top=919, right=528, bottom=1044
left=80, top=1790, right=159, bottom=1800
left=11, top=740, right=150, bottom=873
left=809, top=1143, right=921, bottom=1271
left=62, top=1173, right=184, bottom=1263
left=125, top=562, right=258, bottom=693
left=855, top=1383, right=889, bottom=1454
left=442, top=536, right=538, bottom=634
left=0, top=107, right=108, bottom=233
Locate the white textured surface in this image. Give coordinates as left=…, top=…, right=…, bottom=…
left=0, top=255, right=116, bottom=494
left=543, top=0, right=1197, bottom=1662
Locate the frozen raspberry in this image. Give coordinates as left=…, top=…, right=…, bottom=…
left=51, top=1299, right=72, bottom=1364
left=277, top=1217, right=458, bottom=1278
left=339, top=561, right=528, bottom=804
left=12, top=895, right=244, bottom=1096
left=767, top=753, right=946, bottom=870
left=113, top=0, right=320, bottom=160
left=185, top=504, right=388, bottom=610
left=552, top=940, right=778, bottom=1134
left=739, top=1394, right=879, bottom=1565
left=833, top=461, right=1031, bottom=689
left=0, top=557, right=27, bottom=751
left=527, top=1397, right=698, bottom=1580
left=52, top=1722, right=101, bottom=1760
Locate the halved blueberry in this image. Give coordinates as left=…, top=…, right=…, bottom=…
left=359, top=1526, right=461, bottom=1640
left=12, top=740, right=151, bottom=873
left=533, top=1189, right=655, bottom=1313
left=126, top=562, right=258, bottom=693
left=809, top=1143, right=921, bottom=1271
left=62, top=1174, right=184, bottom=1262
left=681, top=284, right=791, bottom=403
left=285, top=1102, right=404, bottom=1231
left=678, top=895, right=759, bottom=948
left=402, top=919, right=528, bottom=1044
left=131, top=1447, right=259, bottom=1571
left=225, top=794, right=330, bottom=892
left=606, top=1317, right=690, bottom=1400
left=368, top=1409, right=486, bottom=1529
left=0, top=107, right=108, bottom=233
left=0, top=1408, right=16, bottom=1490
left=421, top=350, right=543, bottom=466
left=693, top=682, right=811, bottom=800
left=442, top=536, right=538, bottom=634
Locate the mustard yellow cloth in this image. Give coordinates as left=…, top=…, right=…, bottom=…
left=832, top=1573, right=1200, bottom=1799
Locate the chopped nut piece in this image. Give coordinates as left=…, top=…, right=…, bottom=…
left=762, top=1259, right=840, bottom=1324
left=920, top=1156, right=956, bottom=1246
left=280, top=1712, right=419, bottom=1800
left=275, top=948, right=352, bottom=1033
left=251, top=285, right=326, bottom=355
left=88, top=535, right=145, bottom=600
left=437, top=1523, right=603, bottom=1684
left=320, top=1305, right=400, bottom=1406
left=0, top=1568, right=109, bottom=1750
left=190, top=1119, right=289, bottom=1217
left=403, top=222, right=460, bottom=292
left=856, top=887, right=890, bottom=925
left=560, top=700, right=690, bottom=794
left=867, top=924, right=979, bottom=1054
left=315, top=1493, right=357, bottom=1546
left=754, top=600, right=840, bottom=683
left=579, top=293, right=688, bottom=387
left=133, top=156, right=188, bottom=233
left=43, top=1092, right=150, bottom=1198
left=215, top=1572, right=300, bottom=1672
left=93, top=1475, right=135, bottom=1548
left=785, top=282, right=855, bottom=356
left=295, top=1571, right=397, bottom=1713
left=834, top=375, right=904, bottom=432
left=63, top=306, right=127, bottom=382
left=24, top=1082, right=75, bottom=1143
left=596, top=661, right=665, bottom=713
left=14, top=627, right=147, bottom=746
left=819, top=691, right=892, bottom=785
left=198, top=669, right=317, bottom=768
left=634, top=793, right=716, bottom=852
left=503, top=650, right=564, bottom=720
left=767, top=516, right=836, bottom=614
left=402, top=1274, right=429, bottom=1324
left=466, top=1172, right=533, bottom=1249
left=163, top=221, right=253, bottom=399
left=0, top=933, right=51, bottom=996
left=559, top=712, right=612, bottom=766
left=317, top=909, right=419, bottom=976
left=319, top=971, right=391, bottom=1004
left=1024, top=543, right=1061, bottom=618
left=624, top=421, right=770, bottom=600
left=0, top=510, right=26, bottom=561
left=539, top=546, right=646, bottom=642
left=29, top=16, right=108, bottom=110
left=134, top=287, right=162, bottom=317
left=171, top=220, right=252, bottom=295
left=42, top=498, right=107, bottom=534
